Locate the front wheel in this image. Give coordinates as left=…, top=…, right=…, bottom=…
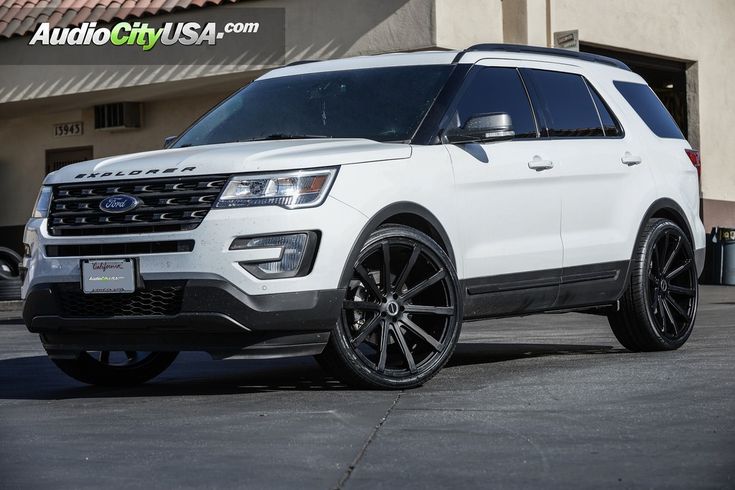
left=317, top=225, right=462, bottom=389
left=608, top=218, right=699, bottom=351
left=51, top=351, right=178, bottom=386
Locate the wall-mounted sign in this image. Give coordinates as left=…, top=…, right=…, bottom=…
left=53, top=121, right=83, bottom=137
left=554, top=30, right=579, bottom=51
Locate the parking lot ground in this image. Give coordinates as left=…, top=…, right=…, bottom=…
left=1, top=286, right=733, bottom=489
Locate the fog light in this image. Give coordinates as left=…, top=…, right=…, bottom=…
left=230, top=232, right=318, bottom=279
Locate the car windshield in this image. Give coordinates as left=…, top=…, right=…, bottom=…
left=172, top=65, right=454, bottom=148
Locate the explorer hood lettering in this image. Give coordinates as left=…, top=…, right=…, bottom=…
left=74, top=167, right=197, bottom=179
left=44, top=138, right=412, bottom=185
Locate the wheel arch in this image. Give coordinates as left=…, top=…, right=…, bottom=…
left=620, top=198, right=695, bottom=293
left=338, top=202, right=456, bottom=288
left=637, top=198, right=694, bottom=246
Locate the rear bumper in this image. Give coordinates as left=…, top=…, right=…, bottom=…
left=23, top=279, right=343, bottom=359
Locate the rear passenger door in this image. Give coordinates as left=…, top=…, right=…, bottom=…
left=520, top=68, right=650, bottom=307
left=444, top=64, right=563, bottom=318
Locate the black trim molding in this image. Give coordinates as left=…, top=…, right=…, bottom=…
left=461, top=260, right=629, bottom=320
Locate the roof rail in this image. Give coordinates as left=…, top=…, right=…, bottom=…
left=461, top=43, right=631, bottom=71
left=284, top=59, right=320, bottom=67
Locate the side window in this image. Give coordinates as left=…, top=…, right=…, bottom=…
left=451, top=67, right=538, bottom=138
left=587, top=82, right=623, bottom=137
left=522, top=69, right=604, bottom=137
left=614, top=81, right=684, bottom=139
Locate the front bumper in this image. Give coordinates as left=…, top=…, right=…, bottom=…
left=24, top=279, right=344, bottom=359
left=22, top=195, right=367, bottom=298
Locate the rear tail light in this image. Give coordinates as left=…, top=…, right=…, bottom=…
left=685, top=149, right=701, bottom=178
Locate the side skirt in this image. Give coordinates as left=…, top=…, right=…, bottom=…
left=460, top=260, right=629, bottom=320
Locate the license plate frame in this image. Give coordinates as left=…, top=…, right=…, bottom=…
left=81, top=258, right=136, bottom=294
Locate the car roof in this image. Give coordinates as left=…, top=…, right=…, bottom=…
left=259, top=45, right=638, bottom=81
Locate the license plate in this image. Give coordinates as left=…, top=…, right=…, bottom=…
left=81, top=259, right=136, bottom=294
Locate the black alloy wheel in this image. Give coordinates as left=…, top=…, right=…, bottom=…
left=646, top=226, right=698, bottom=339
left=51, top=351, right=178, bottom=386
left=317, top=225, right=462, bottom=389
left=609, top=218, right=698, bottom=351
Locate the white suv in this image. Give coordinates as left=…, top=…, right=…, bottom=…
left=22, top=44, right=706, bottom=389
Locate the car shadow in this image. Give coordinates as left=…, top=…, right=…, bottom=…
left=447, top=342, right=623, bottom=367
left=0, top=342, right=623, bottom=400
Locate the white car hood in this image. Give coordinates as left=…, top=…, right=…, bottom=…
left=44, top=138, right=412, bottom=184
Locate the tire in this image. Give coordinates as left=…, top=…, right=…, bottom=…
left=0, top=247, right=21, bottom=278
left=317, top=225, right=462, bottom=389
left=608, top=218, right=699, bottom=351
left=0, top=247, right=22, bottom=300
left=51, top=351, right=178, bottom=386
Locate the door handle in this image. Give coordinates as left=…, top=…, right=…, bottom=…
left=621, top=152, right=643, bottom=166
left=528, top=155, right=554, bottom=171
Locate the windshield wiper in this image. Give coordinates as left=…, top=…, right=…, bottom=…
left=242, top=134, right=332, bottom=142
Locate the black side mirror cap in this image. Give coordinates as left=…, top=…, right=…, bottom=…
left=444, top=112, right=515, bottom=144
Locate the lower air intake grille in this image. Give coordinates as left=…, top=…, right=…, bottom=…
left=48, top=175, right=227, bottom=236
left=55, top=283, right=185, bottom=317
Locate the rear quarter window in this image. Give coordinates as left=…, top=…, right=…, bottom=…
left=588, top=84, right=623, bottom=137
left=614, top=81, right=684, bottom=139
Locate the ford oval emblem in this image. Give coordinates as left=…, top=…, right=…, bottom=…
left=99, top=194, right=140, bottom=214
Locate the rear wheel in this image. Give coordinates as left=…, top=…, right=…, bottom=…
left=317, top=225, right=462, bottom=389
left=51, top=351, right=178, bottom=386
left=608, top=218, right=698, bottom=351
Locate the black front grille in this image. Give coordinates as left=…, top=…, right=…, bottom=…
left=55, top=283, right=185, bottom=317
left=46, top=240, right=195, bottom=257
left=48, top=175, right=227, bottom=236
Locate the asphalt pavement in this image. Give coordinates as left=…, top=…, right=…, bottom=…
left=1, top=287, right=733, bottom=489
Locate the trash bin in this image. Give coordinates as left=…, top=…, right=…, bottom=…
left=721, top=228, right=735, bottom=286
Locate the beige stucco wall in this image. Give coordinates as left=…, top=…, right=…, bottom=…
left=434, top=0, right=503, bottom=48
left=548, top=0, right=735, bottom=205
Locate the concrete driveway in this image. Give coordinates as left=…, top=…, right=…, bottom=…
left=1, top=286, right=733, bottom=489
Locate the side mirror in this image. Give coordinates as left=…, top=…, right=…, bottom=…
left=163, top=135, right=178, bottom=149
left=444, top=112, right=515, bottom=144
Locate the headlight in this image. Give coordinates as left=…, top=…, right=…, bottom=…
left=32, top=186, right=52, bottom=218
left=215, top=168, right=337, bottom=210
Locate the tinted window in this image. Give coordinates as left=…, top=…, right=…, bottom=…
left=588, top=83, right=623, bottom=137
left=614, top=81, right=684, bottom=139
left=450, top=67, right=537, bottom=138
left=174, top=65, right=453, bottom=148
left=523, top=69, right=604, bottom=137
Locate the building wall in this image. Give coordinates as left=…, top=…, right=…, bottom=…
left=434, top=0, right=503, bottom=48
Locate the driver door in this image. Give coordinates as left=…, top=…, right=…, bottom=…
left=444, top=63, right=563, bottom=318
